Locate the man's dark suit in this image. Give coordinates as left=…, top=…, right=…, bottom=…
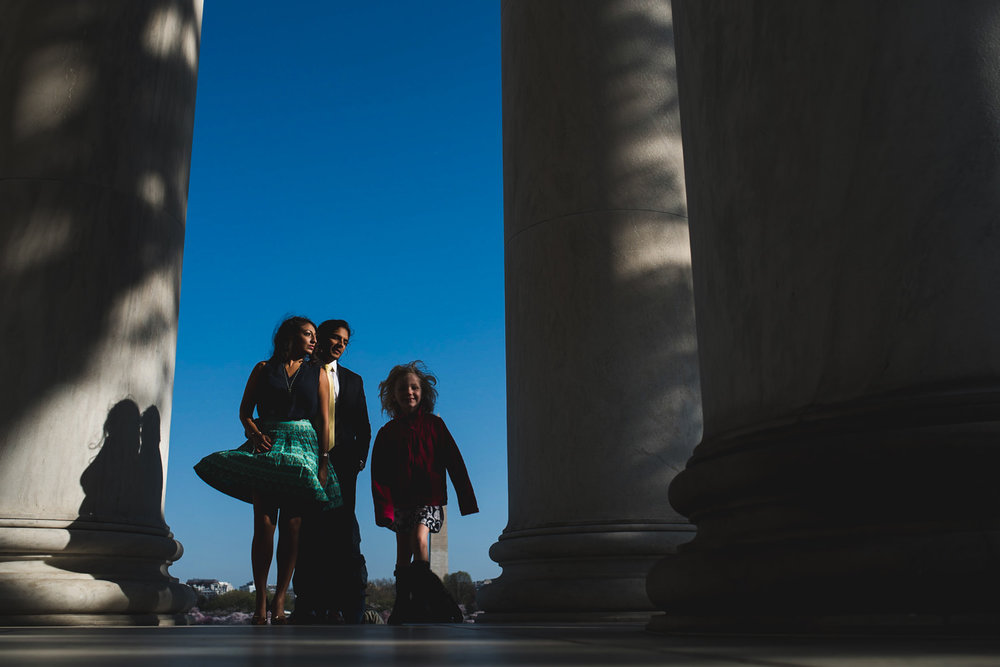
left=329, top=364, right=371, bottom=512
left=293, top=363, right=371, bottom=624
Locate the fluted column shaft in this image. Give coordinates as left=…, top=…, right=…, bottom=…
left=479, top=0, right=701, bottom=621
left=649, top=0, right=1000, bottom=632
left=0, top=0, right=201, bottom=624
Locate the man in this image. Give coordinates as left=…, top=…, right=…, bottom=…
left=292, top=319, right=371, bottom=624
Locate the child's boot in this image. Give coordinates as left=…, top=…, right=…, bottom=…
left=388, top=565, right=411, bottom=625
left=411, top=560, right=463, bottom=623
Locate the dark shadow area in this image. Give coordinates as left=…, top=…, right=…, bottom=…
left=649, top=0, right=1000, bottom=628
left=77, top=400, right=166, bottom=529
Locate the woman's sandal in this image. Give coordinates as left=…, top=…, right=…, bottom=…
left=250, top=613, right=267, bottom=626
left=269, top=602, right=288, bottom=625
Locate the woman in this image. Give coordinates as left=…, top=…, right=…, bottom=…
left=194, top=316, right=342, bottom=624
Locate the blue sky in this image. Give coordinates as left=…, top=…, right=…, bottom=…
left=165, top=2, right=504, bottom=585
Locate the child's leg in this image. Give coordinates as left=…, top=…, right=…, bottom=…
left=251, top=493, right=278, bottom=618
left=410, top=523, right=430, bottom=563
left=390, top=528, right=415, bottom=625
left=395, top=528, right=413, bottom=568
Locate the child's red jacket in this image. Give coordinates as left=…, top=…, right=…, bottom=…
left=371, top=410, right=479, bottom=527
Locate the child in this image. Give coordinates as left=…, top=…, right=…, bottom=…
left=371, top=361, right=478, bottom=624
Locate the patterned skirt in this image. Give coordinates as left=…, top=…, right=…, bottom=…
left=391, top=505, right=444, bottom=534
left=194, top=419, right=342, bottom=509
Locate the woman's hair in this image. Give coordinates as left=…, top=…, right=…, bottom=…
left=270, top=316, right=316, bottom=361
left=379, top=360, right=438, bottom=418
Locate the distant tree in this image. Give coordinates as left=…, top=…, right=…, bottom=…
left=442, top=571, right=476, bottom=610
left=366, top=578, right=397, bottom=611
left=200, top=591, right=294, bottom=613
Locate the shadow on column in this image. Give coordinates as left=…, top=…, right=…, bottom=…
left=0, top=400, right=195, bottom=625
left=480, top=0, right=701, bottom=621
left=0, top=0, right=201, bottom=624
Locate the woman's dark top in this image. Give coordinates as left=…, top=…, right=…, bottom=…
left=255, top=360, right=320, bottom=421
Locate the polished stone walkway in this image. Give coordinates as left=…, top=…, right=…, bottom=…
left=3, top=623, right=1000, bottom=666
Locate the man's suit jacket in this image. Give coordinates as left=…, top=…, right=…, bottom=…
left=331, top=364, right=371, bottom=508
left=293, top=363, right=370, bottom=622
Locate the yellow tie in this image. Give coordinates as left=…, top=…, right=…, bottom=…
left=325, top=363, right=336, bottom=452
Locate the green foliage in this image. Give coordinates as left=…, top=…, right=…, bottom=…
left=366, top=578, right=397, bottom=611
left=199, top=590, right=295, bottom=612
left=365, top=572, right=477, bottom=613
left=443, top=571, right=476, bottom=610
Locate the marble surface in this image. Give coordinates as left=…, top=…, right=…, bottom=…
left=0, top=0, right=201, bottom=622
left=484, top=0, right=701, bottom=619
left=648, top=0, right=1000, bottom=624
left=3, top=624, right=1000, bottom=666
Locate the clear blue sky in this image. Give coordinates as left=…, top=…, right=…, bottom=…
left=165, top=1, right=504, bottom=586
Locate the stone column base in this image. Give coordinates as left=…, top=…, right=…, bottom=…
left=0, top=520, right=196, bottom=626
left=477, top=523, right=694, bottom=622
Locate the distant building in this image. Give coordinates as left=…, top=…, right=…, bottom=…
left=186, top=579, right=234, bottom=598
left=238, top=581, right=255, bottom=593
left=429, top=507, right=448, bottom=579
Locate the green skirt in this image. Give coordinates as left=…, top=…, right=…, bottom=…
left=194, top=420, right=342, bottom=509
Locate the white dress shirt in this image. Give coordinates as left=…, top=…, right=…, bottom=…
left=326, top=360, right=340, bottom=399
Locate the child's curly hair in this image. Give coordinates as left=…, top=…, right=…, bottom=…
left=378, top=360, right=438, bottom=418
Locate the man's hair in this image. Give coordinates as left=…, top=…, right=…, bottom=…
left=317, top=319, right=352, bottom=341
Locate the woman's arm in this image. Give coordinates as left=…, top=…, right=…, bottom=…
left=240, top=362, right=271, bottom=452
left=315, top=367, right=331, bottom=486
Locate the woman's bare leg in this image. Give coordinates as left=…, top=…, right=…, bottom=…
left=272, top=511, right=301, bottom=618
left=251, top=494, right=278, bottom=618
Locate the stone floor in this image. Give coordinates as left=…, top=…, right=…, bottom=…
left=3, top=623, right=1000, bottom=666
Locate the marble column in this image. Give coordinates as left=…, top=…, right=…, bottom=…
left=648, top=0, right=1000, bottom=632
left=478, top=0, right=701, bottom=621
left=0, top=0, right=201, bottom=624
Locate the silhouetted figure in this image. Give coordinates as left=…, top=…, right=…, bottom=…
left=80, top=400, right=142, bottom=523
left=293, top=320, right=371, bottom=625
left=371, top=361, right=478, bottom=624
left=194, top=316, right=341, bottom=624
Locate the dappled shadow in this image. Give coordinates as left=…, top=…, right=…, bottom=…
left=0, top=1, right=200, bottom=620
left=482, top=1, right=701, bottom=615
left=0, top=0, right=199, bottom=456
left=499, top=0, right=699, bottom=533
